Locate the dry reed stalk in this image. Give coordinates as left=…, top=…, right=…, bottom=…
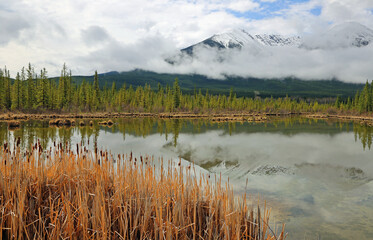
left=0, top=141, right=286, bottom=240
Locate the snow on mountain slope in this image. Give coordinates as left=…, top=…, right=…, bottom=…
left=209, top=29, right=256, bottom=49
left=181, top=29, right=300, bottom=56
left=301, top=22, right=373, bottom=49
left=254, top=34, right=301, bottom=47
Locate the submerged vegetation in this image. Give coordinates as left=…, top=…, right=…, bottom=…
left=0, top=64, right=372, bottom=115
left=0, top=140, right=286, bottom=239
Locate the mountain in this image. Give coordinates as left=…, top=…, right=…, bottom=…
left=71, top=23, right=369, bottom=98
left=70, top=70, right=363, bottom=98
left=181, top=29, right=301, bottom=56
left=179, top=22, right=373, bottom=58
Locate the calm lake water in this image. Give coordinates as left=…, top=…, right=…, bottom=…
left=1, top=117, right=373, bottom=240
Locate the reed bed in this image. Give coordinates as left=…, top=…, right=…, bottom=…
left=0, top=140, right=286, bottom=240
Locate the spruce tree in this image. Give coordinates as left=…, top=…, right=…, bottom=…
left=334, top=96, right=341, bottom=109
left=36, top=68, right=49, bottom=109
left=58, top=64, right=71, bottom=109
left=26, top=63, right=35, bottom=110
left=20, top=67, right=26, bottom=109
left=4, top=67, right=11, bottom=109
left=93, top=70, right=100, bottom=107
left=0, top=68, right=4, bottom=109
left=173, top=78, right=181, bottom=110
left=11, top=72, right=22, bottom=110
left=361, top=81, right=371, bottom=112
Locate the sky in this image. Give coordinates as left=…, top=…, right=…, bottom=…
left=0, top=0, right=373, bottom=82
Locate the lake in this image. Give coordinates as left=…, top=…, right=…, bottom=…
left=1, top=117, right=373, bottom=240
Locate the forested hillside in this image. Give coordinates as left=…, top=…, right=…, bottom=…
left=0, top=64, right=372, bottom=114
left=70, top=69, right=363, bottom=98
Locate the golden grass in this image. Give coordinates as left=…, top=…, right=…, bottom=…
left=0, top=141, right=286, bottom=240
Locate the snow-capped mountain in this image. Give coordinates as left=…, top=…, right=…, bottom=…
left=181, top=29, right=301, bottom=56
left=179, top=22, right=373, bottom=58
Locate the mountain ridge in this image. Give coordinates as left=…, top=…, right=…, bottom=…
left=68, top=69, right=363, bottom=98
left=179, top=22, right=373, bottom=58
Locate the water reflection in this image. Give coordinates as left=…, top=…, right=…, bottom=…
left=354, top=123, right=373, bottom=150
left=1, top=117, right=373, bottom=240
left=1, top=117, right=372, bottom=151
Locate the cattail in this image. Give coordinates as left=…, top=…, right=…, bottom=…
left=0, top=140, right=285, bottom=240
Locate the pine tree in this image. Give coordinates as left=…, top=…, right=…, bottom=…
left=36, top=68, right=49, bottom=109
left=20, top=67, right=26, bottom=109
left=26, top=63, right=35, bottom=110
left=0, top=68, right=4, bottom=109
left=173, top=78, right=181, bottom=110
left=79, top=79, right=87, bottom=109
left=93, top=70, right=100, bottom=108
left=360, top=81, right=371, bottom=112
left=229, top=87, right=234, bottom=107
left=11, top=72, right=22, bottom=110
left=49, top=79, right=57, bottom=110
left=346, top=97, right=352, bottom=110
left=334, top=96, right=341, bottom=109
left=111, top=82, right=116, bottom=101
left=354, top=90, right=360, bottom=109
left=371, top=80, right=373, bottom=112
left=367, top=81, right=372, bottom=112
left=58, top=64, right=71, bottom=109
left=4, top=67, right=11, bottom=109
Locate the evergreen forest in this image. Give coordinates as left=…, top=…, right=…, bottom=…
left=1, top=64, right=372, bottom=114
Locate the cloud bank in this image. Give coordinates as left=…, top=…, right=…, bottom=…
left=161, top=44, right=373, bottom=82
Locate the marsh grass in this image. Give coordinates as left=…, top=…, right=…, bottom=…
left=0, top=140, right=286, bottom=239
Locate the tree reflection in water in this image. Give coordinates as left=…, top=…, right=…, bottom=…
left=0, top=117, right=372, bottom=151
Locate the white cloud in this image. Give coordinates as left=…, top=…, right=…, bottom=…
left=320, top=0, right=373, bottom=25
left=0, top=9, right=30, bottom=45
left=155, top=44, right=373, bottom=83
left=0, top=0, right=372, bottom=82
left=81, top=26, right=110, bottom=46
left=227, top=0, right=260, bottom=13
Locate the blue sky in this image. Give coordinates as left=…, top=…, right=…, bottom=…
left=228, top=0, right=320, bottom=20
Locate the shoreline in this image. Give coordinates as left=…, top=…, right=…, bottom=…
left=1, top=111, right=373, bottom=124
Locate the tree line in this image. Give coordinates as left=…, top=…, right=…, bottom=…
left=0, top=64, right=372, bottom=114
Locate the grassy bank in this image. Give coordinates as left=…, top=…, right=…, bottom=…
left=0, top=141, right=286, bottom=239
